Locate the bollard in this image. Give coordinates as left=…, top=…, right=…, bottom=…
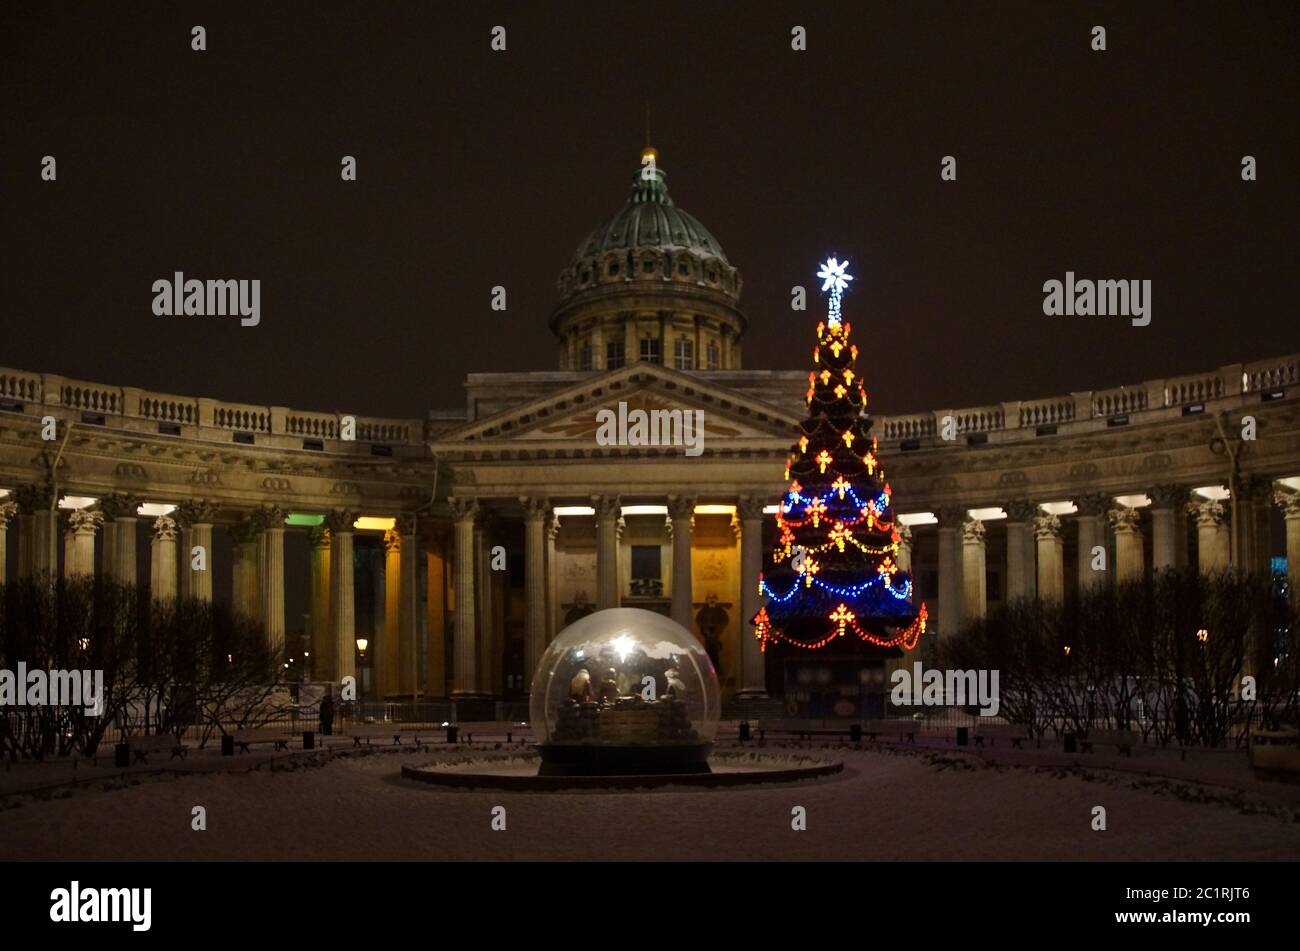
left=303, top=731, right=315, bottom=751
left=221, top=735, right=235, bottom=757
left=1063, top=732, right=1077, bottom=754
left=446, top=724, right=458, bottom=744
left=739, top=721, right=751, bottom=742
left=114, top=743, right=130, bottom=768
left=956, top=726, right=969, bottom=747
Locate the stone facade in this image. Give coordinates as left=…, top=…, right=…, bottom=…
left=3, top=151, right=1300, bottom=704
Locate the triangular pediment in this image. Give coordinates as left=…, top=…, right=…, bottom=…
left=434, top=364, right=801, bottom=446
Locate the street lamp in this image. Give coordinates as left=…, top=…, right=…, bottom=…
left=356, top=638, right=368, bottom=657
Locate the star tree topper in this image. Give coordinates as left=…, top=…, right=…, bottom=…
left=816, top=256, right=853, bottom=325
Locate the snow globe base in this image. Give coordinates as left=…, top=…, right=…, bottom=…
left=537, top=741, right=713, bottom=776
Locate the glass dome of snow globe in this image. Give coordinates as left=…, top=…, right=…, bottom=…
left=529, top=608, right=721, bottom=775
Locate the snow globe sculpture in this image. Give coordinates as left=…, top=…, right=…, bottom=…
left=529, top=608, right=721, bottom=775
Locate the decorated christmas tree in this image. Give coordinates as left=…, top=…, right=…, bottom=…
left=753, top=257, right=927, bottom=653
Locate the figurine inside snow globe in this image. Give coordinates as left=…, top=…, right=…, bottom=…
left=529, top=608, right=721, bottom=775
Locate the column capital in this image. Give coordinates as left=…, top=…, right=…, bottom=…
left=228, top=514, right=261, bottom=545
left=252, top=505, right=287, bottom=531
left=1273, top=488, right=1300, bottom=518
left=546, top=511, right=561, bottom=541
left=1033, top=512, right=1062, bottom=539
left=448, top=496, right=479, bottom=522
left=307, top=525, right=331, bottom=549
left=396, top=512, right=418, bottom=537
left=593, top=495, right=621, bottom=522
left=384, top=527, right=401, bottom=554
left=895, top=521, right=913, bottom=548
left=1073, top=492, right=1112, bottom=517
left=737, top=495, right=768, bottom=521
left=1234, top=474, right=1274, bottom=502
left=14, top=483, right=59, bottom=513
left=667, top=495, right=697, bottom=520
left=0, top=499, right=18, bottom=529
left=325, top=509, right=359, bottom=534
left=174, top=499, right=220, bottom=527
left=1108, top=505, right=1142, bottom=534
left=98, top=492, right=141, bottom=520
left=935, top=506, right=967, bottom=527
left=152, top=513, right=178, bottom=541
left=1003, top=498, right=1038, bottom=523
left=1147, top=483, right=1190, bottom=511
left=519, top=496, right=551, bottom=521
left=1187, top=497, right=1227, bottom=527
left=66, top=509, right=103, bottom=536
left=961, top=516, right=986, bottom=544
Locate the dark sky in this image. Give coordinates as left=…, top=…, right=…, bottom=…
left=3, top=2, right=1297, bottom=420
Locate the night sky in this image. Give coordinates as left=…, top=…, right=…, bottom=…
left=2, top=2, right=1296, bottom=420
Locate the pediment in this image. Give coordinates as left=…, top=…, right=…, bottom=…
left=436, top=364, right=801, bottom=445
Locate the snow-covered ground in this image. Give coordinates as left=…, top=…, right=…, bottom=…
left=2, top=744, right=1297, bottom=860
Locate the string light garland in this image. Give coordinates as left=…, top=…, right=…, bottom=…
left=750, top=256, right=927, bottom=655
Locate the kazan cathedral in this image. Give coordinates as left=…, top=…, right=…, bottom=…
left=1, top=148, right=1299, bottom=719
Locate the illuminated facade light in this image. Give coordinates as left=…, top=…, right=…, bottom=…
left=353, top=516, right=395, bottom=532
left=136, top=502, right=177, bottom=517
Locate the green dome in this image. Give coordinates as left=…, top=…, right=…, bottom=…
left=572, top=159, right=730, bottom=265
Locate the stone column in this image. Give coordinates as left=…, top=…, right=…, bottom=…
left=381, top=528, right=400, bottom=698
left=17, top=484, right=59, bottom=578
left=426, top=525, right=450, bottom=698
left=521, top=497, right=550, bottom=692
left=1233, top=475, right=1272, bottom=572
left=308, top=526, right=331, bottom=680
left=1074, top=492, right=1111, bottom=591
left=594, top=495, right=621, bottom=609
left=1189, top=498, right=1230, bottom=573
left=397, top=515, right=420, bottom=698
left=256, top=506, right=287, bottom=657
left=175, top=501, right=218, bottom=602
left=736, top=495, right=768, bottom=699
left=15, top=502, right=33, bottom=580
left=545, top=512, right=560, bottom=642
left=100, top=493, right=141, bottom=587
left=1148, top=484, right=1187, bottom=573
left=1109, top=506, right=1144, bottom=582
left=1274, top=489, right=1300, bottom=598
left=149, top=514, right=179, bottom=601
left=935, top=507, right=965, bottom=637
left=228, top=516, right=260, bottom=621
left=63, top=509, right=101, bottom=579
left=474, top=514, right=497, bottom=695
left=961, top=516, right=987, bottom=620
left=449, top=497, right=479, bottom=696
left=0, top=500, right=15, bottom=585
left=326, top=510, right=358, bottom=685
left=1034, top=511, right=1064, bottom=602
left=1003, top=499, right=1036, bottom=601
left=668, top=495, right=697, bottom=630
left=894, top=521, right=914, bottom=574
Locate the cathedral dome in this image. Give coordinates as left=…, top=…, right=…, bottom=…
left=572, top=159, right=730, bottom=265
left=555, top=148, right=742, bottom=304
left=550, top=148, right=747, bottom=372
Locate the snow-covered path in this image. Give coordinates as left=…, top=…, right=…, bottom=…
left=2, top=746, right=1296, bottom=861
